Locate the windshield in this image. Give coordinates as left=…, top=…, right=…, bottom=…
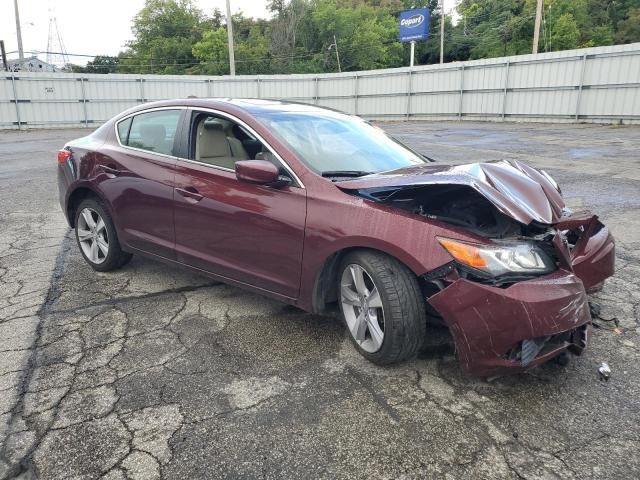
left=252, top=110, right=425, bottom=176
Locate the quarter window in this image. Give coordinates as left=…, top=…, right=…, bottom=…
left=120, top=110, right=181, bottom=156
left=117, top=117, right=132, bottom=143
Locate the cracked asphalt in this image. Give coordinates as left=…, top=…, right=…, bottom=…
left=1, top=122, right=639, bottom=479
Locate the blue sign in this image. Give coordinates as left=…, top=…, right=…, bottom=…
left=399, top=8, right=430, bottom=42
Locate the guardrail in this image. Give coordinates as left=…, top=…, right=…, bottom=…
left=1, top=42, right=639, bottom=129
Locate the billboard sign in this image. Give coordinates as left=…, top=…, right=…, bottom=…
left=399, top=8, right=430, bottom=42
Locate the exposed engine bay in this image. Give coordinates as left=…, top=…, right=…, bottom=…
left=351, top=182, right=611, bottom=291
left=360, top=184, right=524, bottom=238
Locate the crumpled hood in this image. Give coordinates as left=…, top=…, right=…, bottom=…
left=335, top=159, right=566, bottom=225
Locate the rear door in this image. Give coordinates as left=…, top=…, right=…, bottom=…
left=98, top=108, right=184, bottom=259
left=173, top=109, right=307, bottom=299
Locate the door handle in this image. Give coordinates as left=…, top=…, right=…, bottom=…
left=175, top=187, right=204, bottom=202
left=99, top=164, right=122, bottom=177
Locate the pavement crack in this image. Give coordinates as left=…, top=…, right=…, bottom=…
left=46, top=282, right=221, bottom=316
left=346, top=366, right=400, bottom=422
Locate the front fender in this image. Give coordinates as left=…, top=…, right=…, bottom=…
left=297, top=193, right=484, bottom=312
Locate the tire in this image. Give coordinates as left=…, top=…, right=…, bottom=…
left=337, top=250, right=426, bottom=365
left=74, top=197, right=132, bottom=272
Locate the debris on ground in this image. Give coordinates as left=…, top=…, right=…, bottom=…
left=598, top=362, right=612, bottom=381
left=589, top=301, right=620, bottom=333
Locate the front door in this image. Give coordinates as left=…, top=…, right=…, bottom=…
left=173, top=111, right=306, bottom=299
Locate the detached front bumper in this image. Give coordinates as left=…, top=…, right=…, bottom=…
left=428, top=271, right=592, bottom=377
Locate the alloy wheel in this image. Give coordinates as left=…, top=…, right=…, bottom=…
left=340, top=263, right=385, bottom=353
left=77, top=207, right=109, bottom=264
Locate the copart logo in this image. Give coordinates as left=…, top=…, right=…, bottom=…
left=401, top=14, right=425, bottom=28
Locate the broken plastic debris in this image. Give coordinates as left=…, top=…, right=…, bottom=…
left=598, top=362, right=611, bottom=381
left=589, top=301, right=620, bottom=332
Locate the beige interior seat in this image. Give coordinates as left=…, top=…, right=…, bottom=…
left=226, top=135, right=249, bottom=160
left=140, top=124, right=171, bottom=155
left=195, top=120, right=236, bottom=169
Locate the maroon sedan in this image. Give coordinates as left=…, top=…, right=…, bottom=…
left=57, top=99, right=615, bottom=376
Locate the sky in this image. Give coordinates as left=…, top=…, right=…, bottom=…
left=2, top=0, right=271, bottom=64
left=2, top=0, right=458, bottom=65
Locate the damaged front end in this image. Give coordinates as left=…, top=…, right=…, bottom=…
left=337, top=159, right=615, bottom=376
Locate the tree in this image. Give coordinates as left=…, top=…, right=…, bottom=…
left=616, top=8, right=640, bottom=43
left=587, top=25, right=614, bottom=47
left=268, top=0, right=309, bottom=72
left=192, top=28, right=229, bottom=75
left=550, top=13, right=580, bottom=50
left=236, top=26, right=272, bottom=74
left=85, top=56, right=120, bottom=74
left=120, top=0, right=206, bottom=74
left=116, top=0, right=640, bottom=75
left=305, top=0, right=403, bottom=71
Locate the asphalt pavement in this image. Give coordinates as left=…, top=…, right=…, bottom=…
left=0, top=121, right=639, bottom=479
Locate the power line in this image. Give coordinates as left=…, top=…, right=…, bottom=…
left=9, top=49, right=321, bottom=65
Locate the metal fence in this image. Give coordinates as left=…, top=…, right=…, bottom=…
left=1, top=42, right=639, bottom=129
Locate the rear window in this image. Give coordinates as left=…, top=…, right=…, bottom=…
left=118, top=110, right=181, bottom=156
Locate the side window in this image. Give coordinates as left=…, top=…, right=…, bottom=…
left=192, top=113, right=274, bottom=170
left=121, top=110, right=181, bottom=156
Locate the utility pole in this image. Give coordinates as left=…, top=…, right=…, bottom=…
left=329, top=34, right=341, bottom=73
left=440, top=0, right=445, bottom=64
left=410, top=41, right=415, bottom=68
left=532, top=0, right=543, bottom=54
left=13, top=0, right=25, bottom=65
left=0, top=41, right=8, bottom=71
left=225, top=0, right=236, bottom=76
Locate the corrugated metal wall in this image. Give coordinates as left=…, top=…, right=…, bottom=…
left=1, top=43, right=639, bottom=129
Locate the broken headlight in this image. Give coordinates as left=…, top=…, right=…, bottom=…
left=437, top=237, right=555, bottom=277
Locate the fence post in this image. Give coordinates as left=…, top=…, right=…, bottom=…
left=208, top=79, right=214, bottom=97
left=314, top=76, right=319, bottom=105
left=354, top=73, right=359, bottom=115
left=10, top=74, right=21, bottom=129
left=256, top=76, right=261, bottom=99
left=458, top=65, right=465, bottom=119
left=502, top=61, right=510, bottom=120
left=575, top=54, right=587, bottom=121
left=406, top=69, right=412, bottom=120
left=80, top=77, right=89, bottom=127
left=206, top=78, right=212, bottom=97
left=138, top=77, right=145, bottom=103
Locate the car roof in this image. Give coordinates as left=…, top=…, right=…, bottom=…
left=129, top=98, right=345, bottom=116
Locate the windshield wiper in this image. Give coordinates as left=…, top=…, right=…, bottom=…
left=321, top=170, right=373, bottom=179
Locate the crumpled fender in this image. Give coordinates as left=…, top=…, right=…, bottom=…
left=555, top=213, right=615, bottom=291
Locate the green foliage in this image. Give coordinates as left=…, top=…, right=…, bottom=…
left=308, top=0, right=403, bottom=71
left=120, top=0, right=207, bottom=74
left=192, top=28, right=229, bottom=74
left=89, top=0, right=640, bottom=75
left=616, top=8, right=640, bottom=43
left=550, top=13, right=580, bottom=50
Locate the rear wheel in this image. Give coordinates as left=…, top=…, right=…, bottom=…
left=338, top=250, right=426, bottom=365
left=74, top=198, right=132, bottom=272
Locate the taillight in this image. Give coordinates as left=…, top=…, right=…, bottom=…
left=57, top=149, right=71, bottom=164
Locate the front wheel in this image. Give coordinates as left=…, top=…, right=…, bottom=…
left=74, top=198, right=132, bottom=272
left=338, top=250, right=426, bottom=365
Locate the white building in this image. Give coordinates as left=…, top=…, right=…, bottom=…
left=8, top=56, right=59, bottom=73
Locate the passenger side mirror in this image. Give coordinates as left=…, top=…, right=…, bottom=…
left=235, top=160, right=291, bottom=187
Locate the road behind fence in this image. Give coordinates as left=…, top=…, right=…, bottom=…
left=1, top=42, right=639, bottom=129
